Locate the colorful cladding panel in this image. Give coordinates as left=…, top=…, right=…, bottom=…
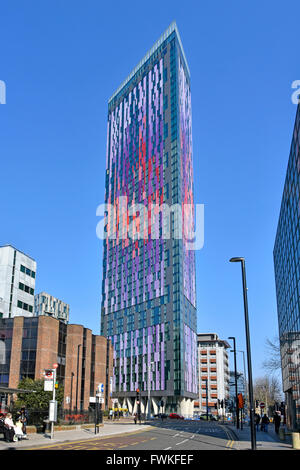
left=179, top=57, right=196, bottom=308
left=103, top=59, right=165, bottom=316
left=111, top=323, right=165, bottom=392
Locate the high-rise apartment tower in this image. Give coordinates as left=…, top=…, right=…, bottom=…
left=100, top=22, right=197, bottom=416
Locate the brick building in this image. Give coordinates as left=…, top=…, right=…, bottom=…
left=0, top=315, right=113, bottom=411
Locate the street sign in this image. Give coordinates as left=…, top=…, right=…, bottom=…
left=260, top=402, right=265, bottom=409
left=44, top=369, right=54, bottom=379
left=44, top=379, right=54, bottom=392
left=98, top=383, right=104, bottom=393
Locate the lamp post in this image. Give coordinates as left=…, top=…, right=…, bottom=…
left=238, top=350, right=248, bottom=421
left=228, top=336, right=239, bottom=429
left=229, top=257, right=256, bottom=450
left=205, top=378, right=209, bottom=421
left=70, top=372, right=74, bottom=411
left=75, top=344, right=82, bottom=412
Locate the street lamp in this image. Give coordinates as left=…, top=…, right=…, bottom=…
left=229, top=257, right=256, bottom=450
left=70, top=372, right=74, bottom=411
left=228, top=336, right=239, bottom=429
left=75, top=344, right=82, bottom=412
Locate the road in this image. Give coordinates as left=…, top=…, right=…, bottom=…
left=27, top=419, right=236, bottom=451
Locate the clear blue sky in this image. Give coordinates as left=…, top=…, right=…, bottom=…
left=1, top=1, right=299, bottom=380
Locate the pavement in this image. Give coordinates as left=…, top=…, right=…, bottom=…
left=224, top=422, right=293, bottom=451
left=0, top=418, right=295, bottom=451
left=0, top=419, right=152, bottom=450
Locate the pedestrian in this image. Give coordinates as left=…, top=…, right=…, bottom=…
left=133, top=412, right=137, bottom=424
left=261, top=414, right=270, bottom=432
left=0, top=413, right=15, bottom=442
left=273, top=411, right=281, bottom=434
left=14, top=418, right=25, bottom=439
left=18, top=406, right=28, bottom=437
left=4, top=413, right=18, bottom=442
left=255, top=413, right=261, bottom=431
left=109, top=409, right=113, bottom=420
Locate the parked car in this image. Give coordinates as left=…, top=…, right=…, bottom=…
left=169, top=413, right=184, bottom=420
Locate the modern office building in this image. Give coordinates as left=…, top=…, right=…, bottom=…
left=100, top=22, right=197, bottom=416
left=0, top=245, right=36, bottom=319
left=274, top=104, right=300, bottom=430
left=195, top=333, right=230, bottom=417
left=0, top=315, right=113, bottom=411
left=35, top=292, right=70, bottom=324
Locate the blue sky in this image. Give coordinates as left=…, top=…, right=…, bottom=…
left=1, top=0, right=299, bottom=380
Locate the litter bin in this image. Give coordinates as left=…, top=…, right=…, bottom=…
left=292, top=432, right=300, bottom=450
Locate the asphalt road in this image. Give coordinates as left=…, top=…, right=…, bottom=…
left=27, top=419, right=236, bottom=451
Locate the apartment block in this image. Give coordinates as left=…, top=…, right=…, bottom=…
left=0, top=245, right=36, bottom=319
left=35, top=292, right=70, bottom=324
left=195, top=333, right=230, bottom=416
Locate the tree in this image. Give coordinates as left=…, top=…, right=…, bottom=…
left=262, top=336, right=282, bottom=374
left=253, top=375, right=283, bottom=407
left=13, top=378, right=64, bottom=411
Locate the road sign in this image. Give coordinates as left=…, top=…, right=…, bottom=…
left=44, top=379, right=54, bottom=391
left=44, top=369, right=54, bottom=380
left=260, top=402, right=265, bottom=408
left=98, top=383, right=104, bottom=393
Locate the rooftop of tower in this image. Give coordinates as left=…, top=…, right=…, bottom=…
left=108, top=21, right=189, bottom=105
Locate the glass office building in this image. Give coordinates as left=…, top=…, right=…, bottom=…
left=100, top=22, right=197, bottom=416
left=274, top=104, right=300, bottom=430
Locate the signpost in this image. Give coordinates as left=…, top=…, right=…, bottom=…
left=43, top=365, right=58, bottom=439
left=95, top=383, right=104, bottom=434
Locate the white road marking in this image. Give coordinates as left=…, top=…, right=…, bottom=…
left=176, top=439, right=188, bottom=445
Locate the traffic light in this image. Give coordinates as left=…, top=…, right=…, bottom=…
left=136, top=388, right=140, bottom=405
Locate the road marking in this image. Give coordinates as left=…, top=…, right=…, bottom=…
left=175, top=439, right=188, bottom=445
left=164, top=447, right=172, bottom=450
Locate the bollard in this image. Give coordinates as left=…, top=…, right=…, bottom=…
left=292, top=432, right=300, bottom=450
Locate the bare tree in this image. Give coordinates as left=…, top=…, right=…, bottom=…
left=262, top=336, right=282, bottom=374
left=254, top=375, right=283, bottom=406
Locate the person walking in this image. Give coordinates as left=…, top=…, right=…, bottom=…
left=273, top=411, right=281, bottom=434
left=133, top=412, right=137, bottom=424
left=255, top=413, right=261, bottom=431
left=261, top=414, right=270, bottom=432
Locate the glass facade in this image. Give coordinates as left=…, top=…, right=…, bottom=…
left=0, top=318, right=13, bottom=386
left=20, top=317, right=38, bottom=380
left=274, top=104, right=300, bottom=429
left=100, top=23, right=197, bottom=410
